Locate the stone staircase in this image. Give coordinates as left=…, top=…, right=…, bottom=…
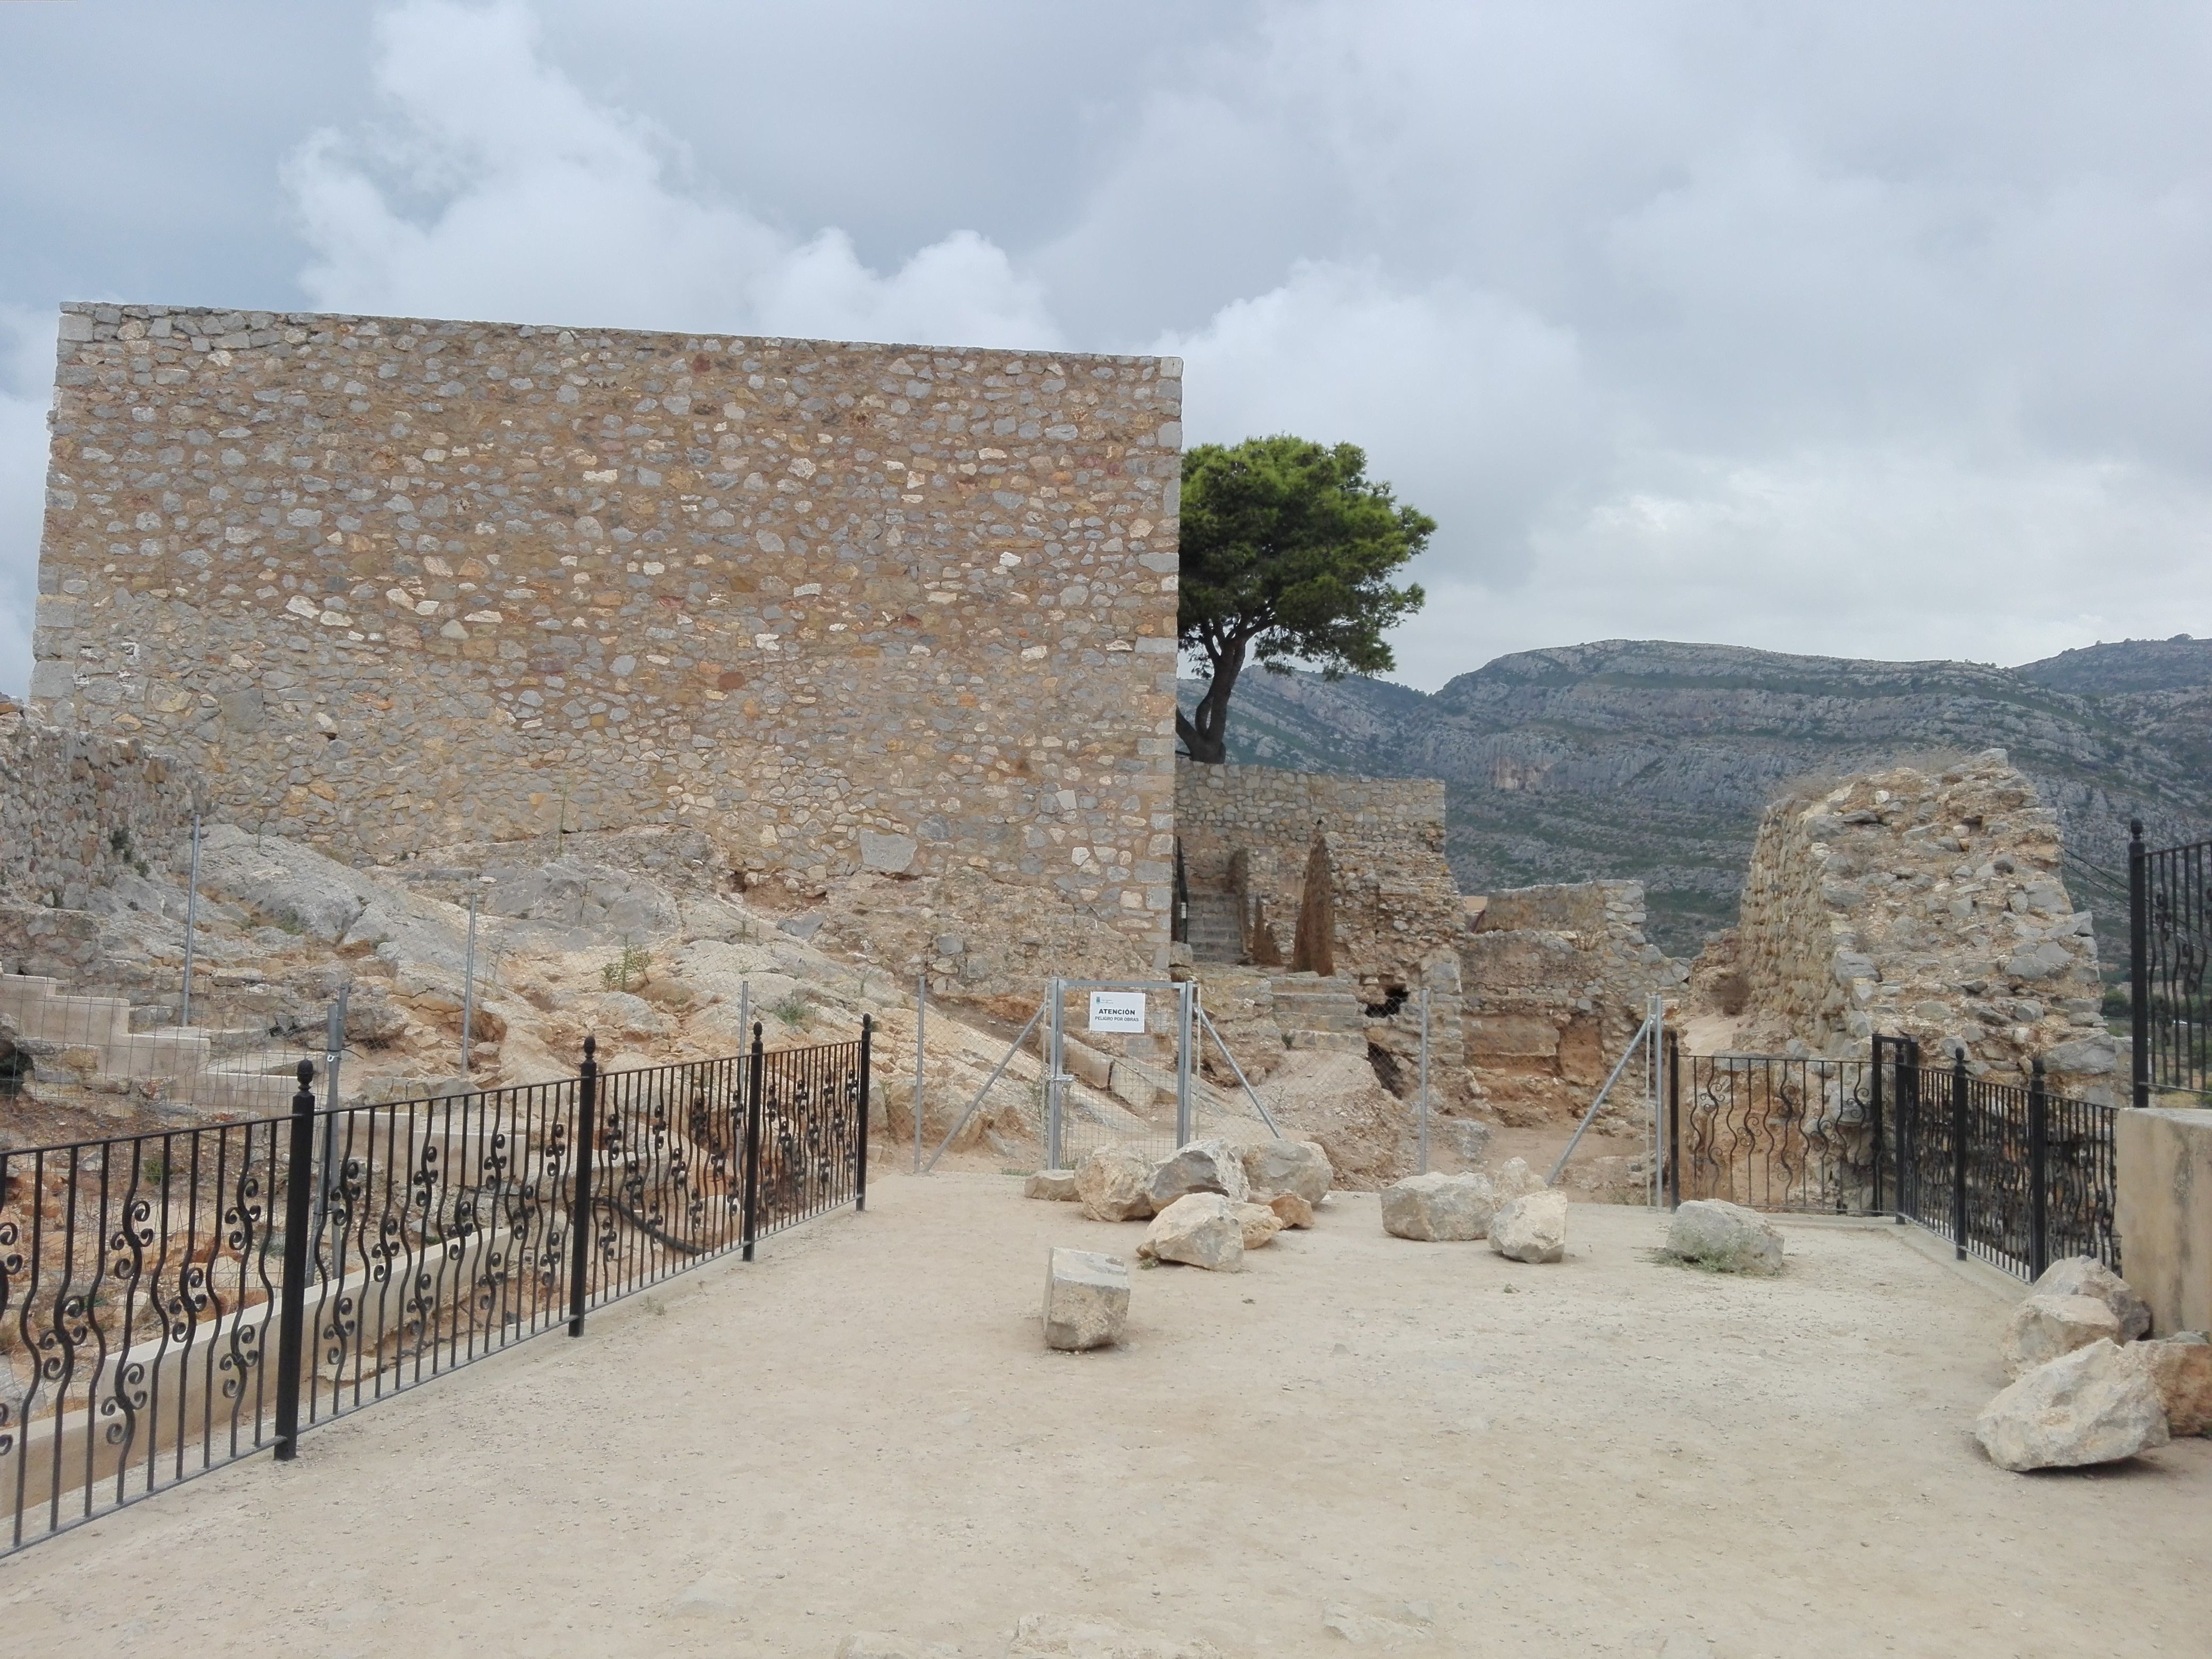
left=1267, top=971, right=1369, bottom=1053
left=0, top=973, right=296, bottom=1115
left=1182, top=891, right=1244, bottom=964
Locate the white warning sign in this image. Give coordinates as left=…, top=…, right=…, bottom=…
left=1086, top=991, right=1147, bottom=1034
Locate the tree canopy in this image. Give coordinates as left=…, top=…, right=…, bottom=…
left=1176, top=435, right=1431, bottom=764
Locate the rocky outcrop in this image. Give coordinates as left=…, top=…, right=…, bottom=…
left=1975, top=1340, right=2171, bottom=1471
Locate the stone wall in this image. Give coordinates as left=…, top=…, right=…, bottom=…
left=1728, top=750, right=2116, bottom=1100
left=1174, top=760, right=1465, bottom=990
left=30, top=303, right=1182, bottom=971
left=0, top=705, right=195, bottom=908
left=1459, top=879, right=1685, bottom=1124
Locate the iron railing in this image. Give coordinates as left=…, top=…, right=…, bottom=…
left=2131, top=822, right=2212, bottom=1102
left=1665, top=1034, right=2117, bottom=1280
left=0, top=1021, right=870, bottom=1556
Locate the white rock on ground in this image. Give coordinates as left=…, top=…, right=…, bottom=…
left=1663, top=1200, right=1784, bottom=1274
left=2027, top=1256, right=2152, bottom=1343
left=1234, top=1202, right=1285, bottom=1250
left=1025, top=1169, right=1078, bottom=1202
left=1075, top=1146, right=1154, bottom=1222
left=1490, top=1156, right=1546, bottom=1199
left=2121, top=1334, right=2212, bottom=1436
left=1241, top=1138, right=1333, bottom=1205
left=1490, top=1189, right=1568, bottom=1263
left=1267, top=1192, right=1316, bottom=1229
left=1136, top=1193, right=1245, bottom=1271
left=1145, top=1137, right=1251, bottom=1210
left=2000, top=1294, right=2121, bottom=1380
left=1043, top=1247, right=1131, bottom=1351
left=1975, top=1339, right=2171, bottom=1471
left=1379, top=1171, right=1499, bottom=1242
left=1006, top=1615, right=1227, bottom=1659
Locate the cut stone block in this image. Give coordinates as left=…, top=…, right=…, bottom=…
left=1379, top=1171, right=1499, bottom=1242
left=1024, top=1169, right=1078, bottom=1202
left=1043, top=1247, right=1130, bottom=1351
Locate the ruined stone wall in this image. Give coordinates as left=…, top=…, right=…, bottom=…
left=1731, top=750, right=2116, bottom=1101
left=30, top=303, right=1181, bottom=969
left=1458, top=879, right=1685, bottom=1124
left=0, top=706, right=196, bottom=908
left=1174, top=760, right=1464, bottom=987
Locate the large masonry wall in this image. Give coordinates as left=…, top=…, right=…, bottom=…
left=29, top=304, right=1182, bottom=965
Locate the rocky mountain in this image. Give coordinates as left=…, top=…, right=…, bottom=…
left=1181, top=639, right=2212, bottom=960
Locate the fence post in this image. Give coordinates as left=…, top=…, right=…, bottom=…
left=1175, top=980, right=1195, bottom=1146
left=856, top=1014, right=873, bottom=1212
left=567, top=1035, right=598, bottom=1336
left=1665, top=1029, right=1680, bottom=1209
left=180, top=814, right=202, bottom=1027
left=1950, top=1050, right=1970, bottom=1261
left=741, top=1023, right=764, bottom=1261
left=273, top=1059, right=316, bottom=1462
left=1045, top=978, right=1065, bottom=1172
left=913, top=972, right=926, bottom=1175
left=1869, top=1033, right=1886, bottom=1217
left=2028, top=1054, right=2050, bottom=1280
left=1416, top=987, right=1431, bottom=1175
left=2129, top=818, right=2150, bottom=1108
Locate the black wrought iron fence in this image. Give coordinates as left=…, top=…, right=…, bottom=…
left=2131, top=822, right=2212, bottom=1102
left=1665, top=1046, right=1879, bottom=1214
left=0, top=1021, right=870, bottom=1557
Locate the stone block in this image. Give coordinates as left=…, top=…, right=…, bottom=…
left=1239, top=1137, right=1331, bottom=1205
left=1145, top=1137, right=1250, bottom=1210
left=1490, top=1189, right=1568, bottom=1262
left=858, top=831, right=918, bottom=874
left=1137, top=1193, right=1244, bottom=1270
left=1075, top=1146, right=1154, bottom=1222
left=1024, top=1169, right=1078, bottom=1202
left=2121, top=1335, right=2212, bottom=1436
left=1975, top=1339, right=2170, bottom=1471
left=1379, top=1171, right=1499, bottom=1241
left=1043, top=1247, right=1130, bottom=1350
left=2025, top=1257, right=2151, bottom=1344
left=2115, top=1107, right=2212, bottom=1338
left=2000, top=1294, right=2121, bottom=1379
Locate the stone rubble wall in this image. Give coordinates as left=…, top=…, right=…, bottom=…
left=1729, top=749, right=2117, bottom=1101
left=30, top=304, right=1182, bottom=979
left=1458, top=879, right=1686, bottom=1125
left=0, top=706, right=196, bottom=909
left=1174, top=759, right=1465, bottom=990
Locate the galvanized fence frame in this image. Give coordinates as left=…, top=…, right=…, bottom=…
left=0, top=1020, right=870, bottom=1557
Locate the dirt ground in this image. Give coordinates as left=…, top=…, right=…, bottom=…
left=3, top=1176, right=2205, bottom=1658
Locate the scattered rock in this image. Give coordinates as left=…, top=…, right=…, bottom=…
left=2027, top=1256, right=2152, bottom=1343
left=1006, top=1615, right=1226, bottom=1659
left=1663, top=1199, right=1783, bottom=1275
left=1319, top=1602, right=1430, bottom=1646
left=1241, top=1138, right=1333, bottom=1205
left=669, top=1575, right=743, bottom=1618
left=1379, top=1171, right=1498, bottom=1242
left=1145, top=1137, right=1251, bottom=1210
left=2000, top=1294, right=2121, bottom=1380
left=1235, top=1202, right=1285, bottom=1249
left=1043, top=1247, right=1130, bottom=1351
left=1437, top=1117, right=1493, bottom=1164
left=1075, top=1146, right=1155, bottom=1222
left=1267, top=1191, right=1316, bottom=1229
left=1137, top=1193, right=1245, bottom=1271
left=1975, top=1339, right=2171, bottom=1471
left=1489, top=1156, right=1546, bottom=1199
left=2121, top=1335, right=2212, bottom=1436
left=1025, top=1169, right=1078, bottom=1202
left=1489, top=1189, right=1568, bottom=1263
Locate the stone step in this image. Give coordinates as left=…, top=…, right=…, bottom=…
left=1183, top=893, right=1244, bottom=965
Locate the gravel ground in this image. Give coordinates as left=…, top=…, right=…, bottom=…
left=3, top=1172, right=2205, bottom=1658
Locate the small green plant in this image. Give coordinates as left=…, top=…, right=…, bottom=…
left=769, top=992, right=811, bottom=1028
left=600, top=937, right=652, bottom=992
left=109, top=826, right=133, bottom=859
left=141, top=1153, right=169, bottom=1186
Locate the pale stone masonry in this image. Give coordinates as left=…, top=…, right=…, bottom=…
left=30, top=304, right=1182, bottom=965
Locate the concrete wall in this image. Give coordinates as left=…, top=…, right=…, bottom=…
left=2116, top=1107, right=2212, bottom=1337
left=30, top=304, right=1182, bottom=966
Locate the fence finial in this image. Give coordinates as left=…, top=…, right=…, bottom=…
left=583, top=1032, right=597, bottom=1063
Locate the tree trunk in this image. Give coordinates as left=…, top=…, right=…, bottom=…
left=1177, top=642, right=1246, bottom=764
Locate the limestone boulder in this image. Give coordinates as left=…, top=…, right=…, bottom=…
left=1490, top=1156, right=1546, bottom=1199
left=1042, top=1247, right=1130, bottom=1351
left=1025, top=1169, right=1078, bottom=1202
left=2121, top=1334, right=2212, bottom=1436
left=1975, top=1339, right=2171, bottom=1471
left=1266, top=1192, right=1315, bottom=1229
left=1136, top=1193, right=1245, bottom=1271
left=1075, top=1146, right=1155, bottom=1222
left=1380, top=1171, right=1499, bottom=1242
left=1145, top=1138, right=1251, bottom=1210
left=2027, top=1256, right=2152, bottom=1344
left=1490, top=1189, right=1568, bottom=1263
left=2000, top=1294, right=2121, bottom=1380
left=1664, top=1200, right=1784, bottom=1275
left=1240, top=1138, right=1333, bottom=1205
left=1234, top=1202, right=1285, bottom=1250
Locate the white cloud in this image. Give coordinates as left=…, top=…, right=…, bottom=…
left=286, top=0, right=1060, bottom=348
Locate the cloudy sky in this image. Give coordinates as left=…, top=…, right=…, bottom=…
left=3, top=0, right=2208, bottom=696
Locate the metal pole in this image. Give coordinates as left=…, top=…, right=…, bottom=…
left=315, top=988, right=349, bottom=1251
left=1175, top=980, right=1194, bottom=1146
left=1196, top=1007, right=1283, bottom=1136
left=1648, top=994, right=1663, bottom=1207
left=913, top=972, right=926, bottom=1175
left=180, top=814, right=201, bottom=1027
left=460, top=892, right=479, bottom=1077
left=925, top=1001, right=1046, bottom=1171
left=1950, top=1050, right=1970, bottom=1261
left=738, top=979, right=750, bottom=1060
left=856, top=1014, right=873, bottom=1212
left=1665, top=1028, right=1681, bottom=1209
left=1416, top=987, right=1431, bottom=1174
left=2129, top=819, right=2150, bottom=1108
left=1870, top=1032, right=1887, bottom=1217
left=742, top=1024, right=764, bottom=1259
left=568, top=1035, right=598, bottom=1333
left=1548, top=1006, right=1659, bottom=1186
left=272, top=1059, right=316, bottom=1460
left=2029, top=1055, right=2050, bottom=1279
left=1047, top=978, right=1066, bottom=1171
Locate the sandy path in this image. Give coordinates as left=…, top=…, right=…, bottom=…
left=2, top=1174, right=2203, bottom=1658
